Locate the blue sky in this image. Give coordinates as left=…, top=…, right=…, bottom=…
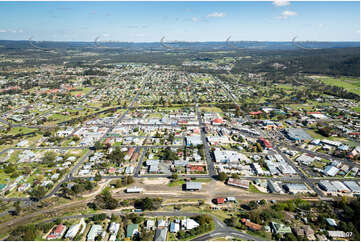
left=0, top=1, right=359, bottom=42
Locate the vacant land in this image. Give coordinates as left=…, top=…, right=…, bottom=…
left=315, top=76, right=360, bottom=95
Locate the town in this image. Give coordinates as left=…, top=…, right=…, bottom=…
left=0, top=1, right=360, bottom=241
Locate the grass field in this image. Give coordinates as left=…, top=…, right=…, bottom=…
left=316, top=76, right=360, bottom=95
left=248, top=183, right=264, bottom=193
left=70, top=87, right=93, bottom=96
left=200, top=106, right=223, bottom=113
left=305, top=129, right=326, bottom=140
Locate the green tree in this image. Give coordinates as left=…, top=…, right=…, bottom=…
left=42, top=151, right=57, bottom=163
left=28, top=186, right=47, bottom=200
left=218, top=172, right=228, bottom=181
left=115, top=179, right=123, bottom=188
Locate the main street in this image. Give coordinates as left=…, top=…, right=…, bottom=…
left=196, top=104, right=217, bottom=177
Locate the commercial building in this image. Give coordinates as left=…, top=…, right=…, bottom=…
left=285, top=128, right=312, bottom=141
left=323, top=165, right=339, bottom=176
left=283, top=183, right=309, bottom=194
left=227, top=178, right=249, bottom=189
left=186, top=136, right=203, bottom=146
left=343, top=181, right=360, bottom=193
left=268, top=180, right=282, bottom=193
left=331, top=181, right=351, bottom=193
left=318, top=180, right=338, bottom=193
left=126, top=187, right=143, bottom=193
left=185, top=182, right=202, bottom=191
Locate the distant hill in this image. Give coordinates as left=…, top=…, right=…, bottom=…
left=0, top=39, right=359, bottom=51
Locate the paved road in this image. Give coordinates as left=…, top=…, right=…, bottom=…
left=134, top=147, right=148, bottom=177
left=43, top=150, right=93, bottom=199
left=196, top=105, right=217, bottom=178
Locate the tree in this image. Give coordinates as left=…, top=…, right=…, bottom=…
left=95, top=234, right=103, bottom=241
left=248, top=201, right=259, bottom=210
left=134, top=198, right=162, bottom=211
left=259, top=199, right=267, bottom=206
left=256, top=143, right=263, bottom=152
left=55, top=218, right=63, bottom=224
left=231, top=173, right=239, bottom=179
left=107, top=147, right=125, bottom=165
left=72, top=184, right=85, bottom=194
left=28, top=186, right=47, bottom=200
left=42, top=151, right=57, bottom=163
left=171, top=173, right=178, bottom=180
left=127, top=176, right=134, bottom=185
left=92, top=213, right=107, bottom=221
left=4, top=163, right=16, bottom=174
left=14, top=201, right=22, bottom=216
left=218, top=172, right=228, bottom=181
left=94, top=141, right=103, bottom=150
left=140, top=231, right=154, bottom=241
left=95, top=172, right=102, bottom=181
left=115, top=179, right=123, bottom=188
left=284, top=233, right=298, bottom=241
left=94, top=188, right=118, bottom=210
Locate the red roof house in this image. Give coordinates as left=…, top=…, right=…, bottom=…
left=249, top=111, right=262, bottom=115
left=47, top=224, right=66, bottom=240
left=258, top=138, right=272, bottom=149
left=216, top=197, right=225, bottom=204
left=241, top=218, right=262, bottom=231
left=187, top=165, right=205, bottom=172
left=212, top=118, right=224, bottom=125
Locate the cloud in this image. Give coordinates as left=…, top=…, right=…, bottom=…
left=273, top=0, right=290, bottom=7
left=0, top=29, right=23, bottom=33
left=276, top=10, right=297, bottom=19
left=191, top=17, right=198, bottom=22
left=207, top=12, right=226, bottom=18
left=134, top=33, right=145, bottom=38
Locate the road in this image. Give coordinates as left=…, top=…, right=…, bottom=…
left=196, top=105, right=217, bottom=177
left=134, top=147, right=148, bottom=177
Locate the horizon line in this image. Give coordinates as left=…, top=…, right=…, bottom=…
left=1, top=39, right=360, bottom=43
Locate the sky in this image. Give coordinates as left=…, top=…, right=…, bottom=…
left=0, top=1, right=359, bottom=42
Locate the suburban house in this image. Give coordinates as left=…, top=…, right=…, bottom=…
left=47, top=224, right=67, bottom=240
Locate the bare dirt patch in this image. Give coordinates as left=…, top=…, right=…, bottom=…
left=140, top=177, right=170, bottom=185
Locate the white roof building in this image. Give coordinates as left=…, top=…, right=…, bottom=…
left=323, top=165, right=339, bottom=176
left=343, top=181, right=360, bottom=193
left=331, top=181, right=351, bottom=193
left=108, top=222, right=120, bottom=235
left=64, top=223, right=80, bottom=239
left=181, top=218, right=199, bottom=230
left=87, top=224, right=103, bottom=241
